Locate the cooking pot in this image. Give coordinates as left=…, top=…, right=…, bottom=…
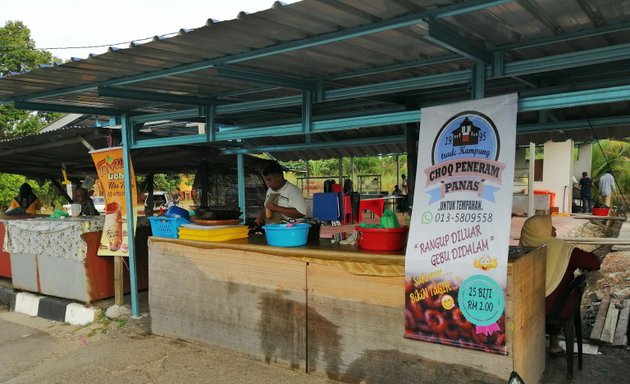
left=193, top=206, right=242, bottom=220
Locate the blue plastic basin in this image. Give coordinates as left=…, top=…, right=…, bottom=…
left=263, top=223, right=311, bottom=247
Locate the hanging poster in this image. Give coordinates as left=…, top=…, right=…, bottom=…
left=404, top=94, right=517, bottom=354
left=90, top=147, right=138, bottom=257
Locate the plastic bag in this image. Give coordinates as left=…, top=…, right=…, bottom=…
left=379, top=209, right=400, bottom=228
left=50, top=208, right=70, bottom=219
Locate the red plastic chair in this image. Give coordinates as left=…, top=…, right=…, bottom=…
left=358, top=198, right=384, bottom=222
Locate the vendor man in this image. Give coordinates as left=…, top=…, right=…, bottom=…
left=256, top=162, right=306, bottom=225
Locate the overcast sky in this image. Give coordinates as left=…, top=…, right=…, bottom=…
left=0, top=0, right=299, bottom=60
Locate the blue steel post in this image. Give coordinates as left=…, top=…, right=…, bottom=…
left=237, top=154, right=246, bottom=223
left=120, top=114, right=140, bottom=317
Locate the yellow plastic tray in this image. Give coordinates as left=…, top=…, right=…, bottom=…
left=178, top=225, right=248, bottom=242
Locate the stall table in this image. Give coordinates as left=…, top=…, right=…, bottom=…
left=149, top=237, right=545, bottom=384
left=0, top=221, right=11, bottom=278
left=3, top=217, right=149, bottom=303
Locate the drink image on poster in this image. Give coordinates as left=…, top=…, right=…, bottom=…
left=91, top=147, right=138, bottom=257
left=404, top=94, right=517, bottom=354
left=104, top=202, right=122, bottom=251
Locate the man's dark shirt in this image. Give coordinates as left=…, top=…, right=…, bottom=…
left=579, top=177, right=592, bottom=197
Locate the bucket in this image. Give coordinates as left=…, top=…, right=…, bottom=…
left=356, top=225, right=409, bottom=252
left=69, top=204, right=82, bottom=217
left=263, top=223, right=310, bottom=247
left=592, top=207, right=610, bottom=216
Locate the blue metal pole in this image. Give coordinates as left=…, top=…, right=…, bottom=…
left=120, top=114, right=140, bottom=317
left=237, top=154, right=246, bottom=223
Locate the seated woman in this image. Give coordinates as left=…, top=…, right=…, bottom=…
left=519, top=215, right=601, bottom=356
left=74, top=187, right=99, bottom=216
left=6, top=182, right=41, bottom=215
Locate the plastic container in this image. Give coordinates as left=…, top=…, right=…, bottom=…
left=69, top=204, right=82, bottom=217
left=148, top=216, right=189, bottom=238
left=263, top=223, right=311, bottom=247
left=165, top=205, right=190, bottom=220
left=592, top=207, right=610, bottom=216
left=355, top=225, right=409, bottom=252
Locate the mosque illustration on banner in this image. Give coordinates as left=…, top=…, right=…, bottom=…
left=451, top=117, right=480, bottom=146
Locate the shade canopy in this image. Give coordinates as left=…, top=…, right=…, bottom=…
left=0, top=0, right=628, bottom=166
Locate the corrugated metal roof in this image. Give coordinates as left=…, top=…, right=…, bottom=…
left=0, top=0, right=629, bottom=161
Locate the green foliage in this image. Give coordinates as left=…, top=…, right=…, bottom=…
left=32, top=179, right=67, bottom=211
left=0, top=174, right=66, bottom=212
left=0, top=21, right=54, bottom=75
left=0, top=173, right=25, bottom=209
left=0, top=21, right=62, bottom=139
left=281, top=155, right=408, bottom=193
left=137, top=174, right=182, bottom=193
left=591, top=140, right=630, bottom=196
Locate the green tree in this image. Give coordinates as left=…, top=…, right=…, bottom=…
left=0, top=20, right=61, bottom=139
left=0, top=173, right=26, bottom=209
left=0, top=21, right=65, bottom=210
left=591, top=139, right=630, bottom=206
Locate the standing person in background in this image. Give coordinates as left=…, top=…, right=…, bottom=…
left=401, top=174, right=408, bottom=195
left=598, top=169, right=616, bottom=208
left=255, top=162, right=306, bottom=225
left=579, top=172, right=593, bottom=213
left=171, top=190, right=180, bottom=206
left=6, top=182, right=41, bottom=215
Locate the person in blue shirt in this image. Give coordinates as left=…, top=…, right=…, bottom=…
left=597, top=169, right=616, bottom=208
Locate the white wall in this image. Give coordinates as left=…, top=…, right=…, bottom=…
left=533, top=140, right=574, bottom=213
left=574, top=144, right=593, bottom=180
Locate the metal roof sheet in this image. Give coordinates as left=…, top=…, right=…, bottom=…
left=0, top=0, right=629, bottom=162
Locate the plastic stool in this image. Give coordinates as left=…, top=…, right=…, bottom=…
left=342, top=195, right=353, bottom=224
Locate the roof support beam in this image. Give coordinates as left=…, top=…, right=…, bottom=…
left=204, top=105, right=215, bottom=142
left=221, top=135, right=407, bottom=155
left=472, top=63, right=485, bottom=99
left=519, top=84, right=630, bottom=111
left=217, top=67, right=318, bottom=91
left=502, top=42, right=630, bottom=77
left=517, top=115, right=630, bottom=133
left=98, top=87, right=218, bottom=106
left=130, top=108, right=200, bottom=124
left=14, top=102, right=123, bottom=115
left=425, top=20, right=490, bottom=63
left=128, top=83, right=630, bottom=150
left=302, top=91, right=313, bottom=136
left=499, top=20, right=630, bottom=51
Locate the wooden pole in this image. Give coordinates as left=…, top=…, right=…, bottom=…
left=114, top=256, right=123, bottom=306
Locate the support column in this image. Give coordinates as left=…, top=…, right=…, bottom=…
left=237, top=154, right=246, bottom=223
left=121, top=114, right=140, bottom=317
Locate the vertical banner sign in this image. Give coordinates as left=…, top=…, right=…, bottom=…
left=90, top=147, right=138, bottom=257
left=404, top=94, right=517, bottom=354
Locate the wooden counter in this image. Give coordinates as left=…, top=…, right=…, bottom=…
left=149, top=237, right=545, bottom=384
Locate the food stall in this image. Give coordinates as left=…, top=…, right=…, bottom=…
left=0, top=220, right=11, bottom=278
left=2, top=216, right=149, bottom=303
left=148, top=236, right=545, bottom=384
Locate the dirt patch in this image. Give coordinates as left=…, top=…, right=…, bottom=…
left=565, top=220, right=630, bottom=337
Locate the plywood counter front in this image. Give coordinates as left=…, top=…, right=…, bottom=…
left=149, top=237, right=545, bottom=384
